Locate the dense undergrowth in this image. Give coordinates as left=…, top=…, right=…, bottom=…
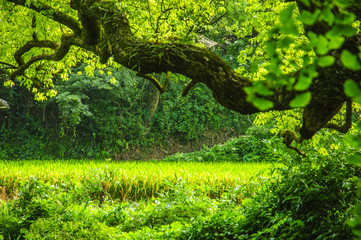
left=1, top=136, right=360, bottom=239
left=0, top=160, right=271, bottom=240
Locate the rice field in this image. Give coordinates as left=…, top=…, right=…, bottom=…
left=0, top=160, right=278, bottom=202
left=0, top=159, right=281, bottom=239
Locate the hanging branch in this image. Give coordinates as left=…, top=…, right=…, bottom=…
left=10, top=34, right=86, bottom=80
left=326, top=101, right=353, bottom=134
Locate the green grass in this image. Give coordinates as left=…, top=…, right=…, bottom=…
left=0, top=160, right=277, bottom=202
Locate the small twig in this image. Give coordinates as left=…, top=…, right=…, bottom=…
left=209, top=12, right=227, bottom=26
left=11, top=34, right=76, bottom=80
left=139, top=71, right=171, bottom=93
left=32, top=15, right=38, bottom=41
left=123, top=80, right=147, bottom=112
left=182, top=79, right=197, bottom=97
left=0, top=61, right=17, bottom=69
left=281, top=129, right=306, bottom=157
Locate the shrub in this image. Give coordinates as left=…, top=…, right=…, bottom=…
left=176, top=153, right=360, bottom=240
left=0, top=177, right=52, bottom=239
left=164, top=135, right=278, bottom=162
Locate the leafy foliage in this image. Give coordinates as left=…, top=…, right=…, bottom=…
left=163, top=133, right=277, bottom=163
left=0, top=64, right=251, bottom=159
left=174, top=156, right=359, bottom=240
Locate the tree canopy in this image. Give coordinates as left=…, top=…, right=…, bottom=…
left=1, top=0, right=361, bottom=147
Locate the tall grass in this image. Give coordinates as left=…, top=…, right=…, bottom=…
left=0, top=160, right=278, bottom=202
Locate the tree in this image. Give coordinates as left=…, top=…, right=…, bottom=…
left=0, top=0, right=360, bottom=149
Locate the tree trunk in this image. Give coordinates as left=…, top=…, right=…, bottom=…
left=143, top=80, right=160, bottom=124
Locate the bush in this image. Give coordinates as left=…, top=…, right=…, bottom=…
left=176, top=153, right=360, bottom=240
left=0, top=177, right=52, bottom=239
left=164, top=135, right=278, bottom=162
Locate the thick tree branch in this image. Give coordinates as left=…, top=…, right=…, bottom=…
left=326, top=101, right=353, bottom=134
left=14, top=40, right=60, bottom=66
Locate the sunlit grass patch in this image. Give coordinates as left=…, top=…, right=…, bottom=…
left=0, top=160, right=278, bottom=202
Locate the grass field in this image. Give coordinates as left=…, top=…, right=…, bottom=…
left=0, top=160, right=279, bottom=239
left=0, top=160, right=277, bottom=202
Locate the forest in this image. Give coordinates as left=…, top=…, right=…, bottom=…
left=1, top=0, right=361, bottom=239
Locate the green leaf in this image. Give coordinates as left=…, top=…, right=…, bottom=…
left=277, top=5, right=299, bottom=36
left=327, top=35, right=345, bottom=50
left=255, top=83, right=274, bottom=97
left=244, top=86, right=254, bottom=96
left=303, top=55, right=311, bottom=66
left=320, top=7, right=335, bottom=26
left=344, top=79, right=361, bottom=97
left=327, top=25, right=357, bottom=37
left=279, top=37, right=294, bottom=48
left=265, top=41, right=277, bottom=56
left=25, top=0, right=32, bottom=7
left=315, top=35, right=329, bottom=55
left=334, top=0, right=349, bottom=7
left=347, top=153, right=361, bottom=166
left=280, top=21, right=299, bottom=35
left=294, top=68, right=317, bottom=91
left=253, top=97, right=274, bottom=111
left=294, top=75, right=312, bottom=91
left=346, top=133, right=361, bottom=149
left=307, top=31, right=329, bottom=53
left=268, top=26, right=280, bottom=36
left=335, top=12, right=356, bottom=25
left=250, top=59, right=259, bottom=73
left=280, top=5, right=294, bottom=24
left=344, top=79, right=361, bottom=104
left=299, top=0, right=310, bottom=7
left=341, top=50, right=361, bottom=71
left=299, top=9, right=320, bottom=25
left=317, top=55, right=335, bottom=67
left=289, top=92, right=312, bottom=108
